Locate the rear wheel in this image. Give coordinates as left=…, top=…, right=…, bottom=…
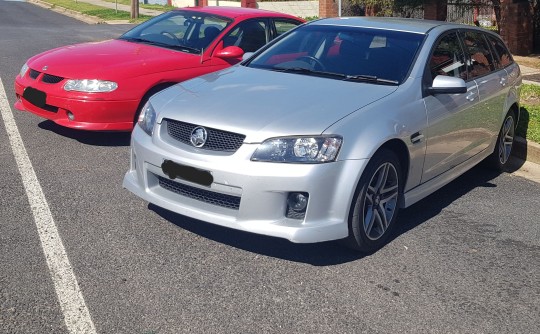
left=487, top=110, right=516, bottom=171
left=344, top=149, right=402, bottom=253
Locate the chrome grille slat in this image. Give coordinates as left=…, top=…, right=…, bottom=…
left=165, top=119, right=245, bottom=152
left=157, top=175, right=241, bottom=210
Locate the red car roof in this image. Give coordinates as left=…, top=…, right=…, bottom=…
left=175, top=6, right=303, bottom=21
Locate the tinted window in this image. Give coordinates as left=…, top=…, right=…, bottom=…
left=461, top=31, right=496, bottom=79
left=223, top=20, right=268, bottom=52
left=429, top=32, right=468, bottom=81
left=274, top=20, right=301, bottom=37
left=487, top=35, right=513, bottom=68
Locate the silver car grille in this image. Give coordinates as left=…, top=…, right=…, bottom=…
left=157, top=175, right=241, bottom=210
left=164, top=119, right=245, bottom=152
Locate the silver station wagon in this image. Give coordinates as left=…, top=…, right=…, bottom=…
left=123, top=17, right=521, bottom=253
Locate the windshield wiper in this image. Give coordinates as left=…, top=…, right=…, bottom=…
left=272, top=67, right=347, bottom=79
left=273, top=66, right=314, bottom=74
left=343, top=74, right=399, bottom=85
left=119, top=37, right=201, bottom=54
left=271, top=67, right=399, bottom=85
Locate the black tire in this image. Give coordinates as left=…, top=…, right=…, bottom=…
left=486, top=110, right=516, bottom=171
left=344, top=149, right=402, bottom=253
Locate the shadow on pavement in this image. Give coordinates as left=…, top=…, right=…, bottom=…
left=149, top=163, right=508, bottom=266
left=38, top=120, right=131, bottom=146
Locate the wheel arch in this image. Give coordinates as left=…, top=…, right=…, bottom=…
left=376, top=139, right=410, bottom=208
left=348, top=138, right=411, bottom=220
left=134, top=82, right=177, bottom=123
left=510, top=102, right=520, bottom=129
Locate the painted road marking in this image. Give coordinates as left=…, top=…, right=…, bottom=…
left=0, top=78, right=97, bottom=334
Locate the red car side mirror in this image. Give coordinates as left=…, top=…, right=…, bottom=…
left=215, top=46, right=244, bottom=59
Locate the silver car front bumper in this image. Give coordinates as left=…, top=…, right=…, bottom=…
left=123, top=125, right=368, bottom=243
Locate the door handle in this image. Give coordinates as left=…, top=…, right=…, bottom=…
left=466, top=92, right=476, bottom=101
left=500, top=77, right=507, bottom=86
left=410, top=132, right=424, bottom=144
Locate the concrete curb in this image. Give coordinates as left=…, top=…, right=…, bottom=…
left=513, top=136, right=540, bottom=165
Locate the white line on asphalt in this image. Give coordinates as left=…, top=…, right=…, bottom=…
left=0, top=78, right=97, bottom=334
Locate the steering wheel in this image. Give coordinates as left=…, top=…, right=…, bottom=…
left=160, top=31, right=180, bottom=43
left=297, top=56, right=326, bottom=71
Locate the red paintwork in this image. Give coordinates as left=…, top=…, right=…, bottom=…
left=14, top=7, right=303, bottom=131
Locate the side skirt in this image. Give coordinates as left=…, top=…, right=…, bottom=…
left=402, top=147, right=493, bottom=208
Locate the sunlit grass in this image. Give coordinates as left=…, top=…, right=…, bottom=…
left=100, top=0, right=174, bottom=12
left=42, top=0, right=152, bottom=22
left=517, top=84, right=540, bottom=143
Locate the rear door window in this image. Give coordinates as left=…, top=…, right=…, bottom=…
left=461, top=31, right=497, bottom=79
left=273, top=19, right=302, bottom=38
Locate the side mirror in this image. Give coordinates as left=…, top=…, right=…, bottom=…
left=215, top=46, right=244, bottom=59
left=427, top=75, right=467, bottom=94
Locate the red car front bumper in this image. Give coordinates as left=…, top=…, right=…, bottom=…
left=14, top=79, right=139, bottom=131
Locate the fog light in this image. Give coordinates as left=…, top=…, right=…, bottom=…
left=67, top=111, right=75, bottom=121
left=287, top=192, right=309, bottom=212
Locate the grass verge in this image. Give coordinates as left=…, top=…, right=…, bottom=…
left=101, top=0, right=174, bottom=12
left=42, top=0, right=152, bottom=22
left=517, top=84, right=540, bottom=143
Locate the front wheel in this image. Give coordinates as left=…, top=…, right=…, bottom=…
left=487, top=110, right=516, bottom=171
left=344, top=149, right=402, bottom=253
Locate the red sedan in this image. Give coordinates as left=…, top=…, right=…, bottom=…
left=14, top=7, right=303, bottom=131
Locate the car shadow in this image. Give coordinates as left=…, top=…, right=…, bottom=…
left=387, top=163, right=502, bottom=247
left=38, top=120, right=131, bottom=146
left=149, top=162, right=509, bottom=266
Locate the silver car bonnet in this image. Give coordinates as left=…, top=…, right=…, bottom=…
left=154, top=66, right=399, bottom=143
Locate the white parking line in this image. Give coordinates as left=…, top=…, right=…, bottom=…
left=0, top=78, right=97, bottom=334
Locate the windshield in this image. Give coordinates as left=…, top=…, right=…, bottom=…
left=247, top=25, right=425, bottom=84
left=119, top=10, right=232, bottom=53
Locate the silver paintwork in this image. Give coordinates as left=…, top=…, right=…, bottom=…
left=123, top=18, right=521, bottom=243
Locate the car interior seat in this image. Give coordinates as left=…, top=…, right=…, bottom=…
left=237, top=22, right=267, bottom=53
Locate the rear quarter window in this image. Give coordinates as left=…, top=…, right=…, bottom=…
left=487, top=35, right=514, bottom=69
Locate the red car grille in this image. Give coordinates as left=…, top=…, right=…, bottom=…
left=29, top=69, right=40, bottom=79
left=42, top=74, right=64, bottom=84
left=27, top=68, right=65, bottom=84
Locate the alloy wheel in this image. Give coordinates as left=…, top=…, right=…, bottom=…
left=362, top=162, right=399, bottom=241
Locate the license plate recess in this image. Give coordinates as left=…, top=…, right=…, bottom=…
left=161, top=160, right=213, bottom=187
left=23, top=87, right=46, bottom=108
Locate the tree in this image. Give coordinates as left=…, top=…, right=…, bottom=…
left=131, top=0, right=139, bottom=20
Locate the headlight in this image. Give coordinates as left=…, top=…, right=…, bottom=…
left=137, top=101, right=156, bottom=136
left=251, top=136, right=342, bottom=163
left=20, top=63, right=29, bottom=78
left=64, top=79, right=118, bottom=92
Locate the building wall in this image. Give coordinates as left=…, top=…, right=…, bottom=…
left=171, top=0, right=318, bottom=18
left=499, top=0, right=534, bottom=56
left=258, top=1, right=318, bottom=18
left=319, top=0, right=337, bottom=18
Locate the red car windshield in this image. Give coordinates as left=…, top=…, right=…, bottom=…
left=120, top=11, right=232, bottom=53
